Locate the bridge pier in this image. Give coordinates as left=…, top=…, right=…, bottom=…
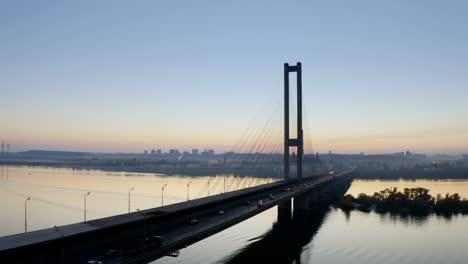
left=292, top=175, right=355, bottom=214
left=278, top=199, right=292, bottom=222
left=293, top=195, right=310, bottom=211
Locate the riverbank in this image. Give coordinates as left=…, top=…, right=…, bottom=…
left=0, top=159, right=281, bottom=178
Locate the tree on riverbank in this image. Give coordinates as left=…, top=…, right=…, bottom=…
left=339, top=187, right=468, bottom=215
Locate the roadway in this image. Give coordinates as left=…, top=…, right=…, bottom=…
left=0, top=170, right=352, bottom=264
left=82, top=174, right=338, bottom=264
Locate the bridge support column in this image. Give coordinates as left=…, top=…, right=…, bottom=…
left=278, top=199, right=292, bottom=223
left=293, top=195, right=311, bottom=211
left=293, top=190, right=323, bottom=213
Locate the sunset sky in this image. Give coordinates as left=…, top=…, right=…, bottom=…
left=2, top=1, right=468, bottom=154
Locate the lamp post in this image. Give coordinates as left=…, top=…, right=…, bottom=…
left=223, top=175, right=226, bottom=193
left=128, top=187, right=134, bottom=213
left=161, top=184, right=167, bottom=206
left=84, top=192, right=91, bottom=222
left=207, top=178, right=212, bottom=196
left=187, top=181, right=192, bottom=201
left=24, top=196, right=31, bottom=233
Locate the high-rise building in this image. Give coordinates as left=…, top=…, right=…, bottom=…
left=144, top=150, right=148, bottom=155
left=192, top=149, right=199, bottom=155
left=156, top=149, right=162, bottom=155
left=201, top=149, right=215, bottom=156
left=169, top=149, right=180, bottom=155
left=150, top=149, right=156, bottom=155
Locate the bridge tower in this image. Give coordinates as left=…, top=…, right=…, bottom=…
left=284, top=62, right=303, bottom=181
left=279, top=62, right=303, bottom=219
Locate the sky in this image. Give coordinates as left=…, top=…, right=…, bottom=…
left=1, top=0, right=468, bottom=154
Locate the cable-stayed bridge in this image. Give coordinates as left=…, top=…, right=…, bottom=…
left=0, top=63, right=355, bottom=263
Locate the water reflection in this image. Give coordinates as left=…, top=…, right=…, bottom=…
left=0, top=166, right=275, bottom=236
left=222, top=208, right=331, bottom=264
left=344, top=205, right=465, bottom=225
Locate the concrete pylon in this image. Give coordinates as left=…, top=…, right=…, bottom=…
left=284, top=62, right=303, bottom=181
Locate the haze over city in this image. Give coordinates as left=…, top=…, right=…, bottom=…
left=2, top=1, right=468, bottom=154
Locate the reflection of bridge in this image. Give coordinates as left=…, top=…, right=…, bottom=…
left=223, top=176, right=352, bottom=264
left=0, top=63, right=354, bottom=263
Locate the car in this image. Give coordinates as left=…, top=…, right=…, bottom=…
left=146, top=235, right=163, bottom=247
left=268, top=194, right=274, bottom=200
left=244, top=201, right=251, bottom=205
left=88, top=261, right=103, bottom=264
left=217, top=210, right=224, bottom=215
left=106, top=249, right=120, bottom=257
left=189, top=218, right=199, bottom=225
left=283, top=187, right=291, bottom=192
left=257, top=200, right=264, bottom=207
left=167, top=250, right=180, bottom=257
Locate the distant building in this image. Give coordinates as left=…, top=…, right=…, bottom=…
left=225, top=151, right=235, bottom=157
left=169, top=149, right=180, bottom=155
left=156, top=149, right=162, bottom=155
left=463, top=155, right=468, bottom=162
left=144, top=150, right=148, bottom=155
left=192, top=149, right=199, bottom=155
left=202, top=149, right=215, bottom=156
left=150, top=149, right=156, bottom=155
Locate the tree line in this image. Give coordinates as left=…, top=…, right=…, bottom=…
left=339, top=187, right=468, bottom=215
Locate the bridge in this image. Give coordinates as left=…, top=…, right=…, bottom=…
left=0, top=63, right=355, bottom=263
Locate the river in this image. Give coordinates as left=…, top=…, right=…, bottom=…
left=1, top=166, right=467, bottom=264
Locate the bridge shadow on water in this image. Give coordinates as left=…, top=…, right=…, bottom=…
left=220, top=176, right=353, bottom=264
left=220, top=207, right=331, bottom=264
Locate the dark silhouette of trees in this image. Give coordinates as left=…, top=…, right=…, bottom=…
left=338, top=187, right=467, bottom=216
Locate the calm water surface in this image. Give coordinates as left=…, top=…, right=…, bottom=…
left=0, top=165, right=274, bottom=236
left=1, top=166, right=468, bottom=264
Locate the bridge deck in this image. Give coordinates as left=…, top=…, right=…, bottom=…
left=0, top=179, right=288, bottom=252
left=0, top=171, right=352, bottom=264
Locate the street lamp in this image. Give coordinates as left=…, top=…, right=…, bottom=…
left=84, top=192, right=91, bottom=222
left=24, top=196, right=31, bottom=233
left=223, top=175, right=226, bottom=193
left=161, top=184, right=167, bottom=206
left=207, top=178, right=212, bottom=196
left=187, top=181, right=192, bottom=201
left=128, top=187, right=134, bottom=213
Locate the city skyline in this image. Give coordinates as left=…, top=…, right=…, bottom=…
left=2, top=1, right=468, bottom=154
